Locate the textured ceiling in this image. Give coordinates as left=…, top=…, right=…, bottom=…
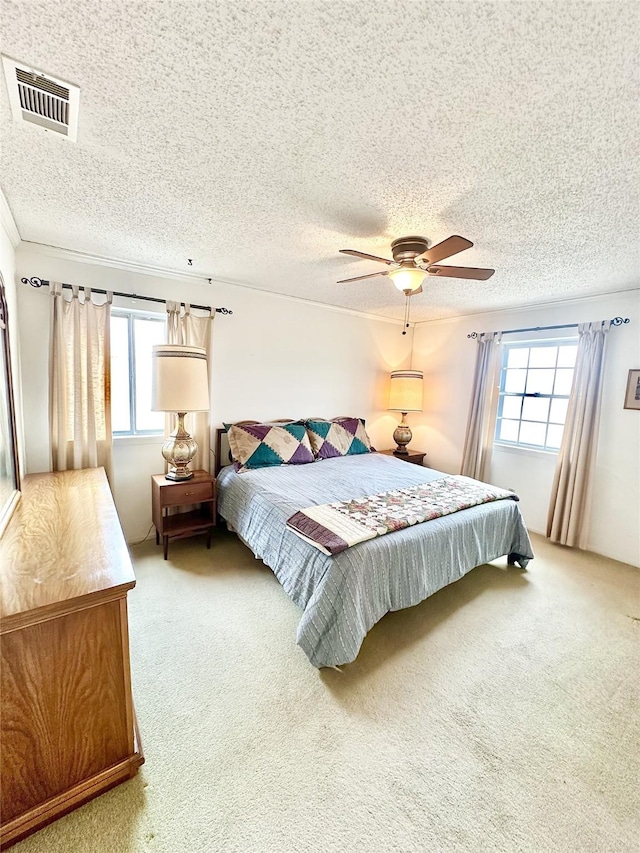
left=0, top=0, right=638, bottom=321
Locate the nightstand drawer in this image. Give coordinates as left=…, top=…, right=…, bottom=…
left=160, top=480, right=214, bottom=507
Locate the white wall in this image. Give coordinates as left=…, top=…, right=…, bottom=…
left=0, top=206, right=24, bottom=469
left=15, top=245, right=411, bottom=542
left=14, top=242, right=639, bottom=565
left=412, top=290, right=640, bottom=567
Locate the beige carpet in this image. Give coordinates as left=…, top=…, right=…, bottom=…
left=11, top=532, right=639, bottom=853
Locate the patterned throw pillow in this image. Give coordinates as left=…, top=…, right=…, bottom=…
left=305, top=418, right=373, bottom=460
left=227, top=422, right=314, bottom=472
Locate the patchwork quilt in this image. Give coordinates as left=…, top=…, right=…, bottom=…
left=286, top=475, right=519, bottom=555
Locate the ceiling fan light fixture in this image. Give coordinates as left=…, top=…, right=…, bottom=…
left=387, top=266, right=427, bottom=292
left=337, top=234, right=493, bottom=290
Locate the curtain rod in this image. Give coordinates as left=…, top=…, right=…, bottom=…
left=20, top=276, right=233, bottom=315
left=467, top=317, right=629, bottom=339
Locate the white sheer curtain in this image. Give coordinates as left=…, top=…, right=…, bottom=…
left=165, top=301, right=214, bottom=472
left=460, top=331, right=502, bottom=481
left=547, top=321, right=609, bottom=548
left=49, top=283, right=113, bottom=482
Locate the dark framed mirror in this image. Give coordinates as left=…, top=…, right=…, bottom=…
left=0, top=273, right=20, bottom=536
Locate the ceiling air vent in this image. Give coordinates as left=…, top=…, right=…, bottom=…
left=2, top=56, right=80, bottom=141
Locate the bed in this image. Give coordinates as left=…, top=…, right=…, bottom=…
left=215, top=425, right=534, bottom=669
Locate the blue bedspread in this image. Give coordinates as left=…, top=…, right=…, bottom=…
left=217, top=453, right=533, bottom=668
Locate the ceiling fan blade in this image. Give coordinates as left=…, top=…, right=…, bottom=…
left=428, top=265, right=495, bottom=280
left=339, top=249, right=395, bottom=266
left=337, top=271, right=390, bottom=283
left=419, top=235, right=473, bottom=265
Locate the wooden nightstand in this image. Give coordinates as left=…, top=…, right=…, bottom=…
left=379, top=449, right=427, bottom=467
left=151, top=470, right=216, bottom=559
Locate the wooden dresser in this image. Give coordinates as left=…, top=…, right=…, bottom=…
left=0, top=468, right=143, bottom=848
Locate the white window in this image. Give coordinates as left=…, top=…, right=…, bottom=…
left=494, top=340, right=578, bottom=452
left=111, top=310, right=166, bottom=436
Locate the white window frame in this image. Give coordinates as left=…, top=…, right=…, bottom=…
left=494, top=337, right=577, bottom=453
left=111, top=308, right=166, bottom=437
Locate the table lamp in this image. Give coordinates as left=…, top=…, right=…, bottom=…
left=151, top=344, right=210, bottom=480
left=388, top=369, right=423, bottom=455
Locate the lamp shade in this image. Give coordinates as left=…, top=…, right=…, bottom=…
left=151, top=345, right=210, bottom=412
left=388, top=369, right=423, bottom=412
left=387, top=267, right=427, bottom=292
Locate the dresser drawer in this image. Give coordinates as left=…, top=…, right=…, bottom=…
left=160, top=480, right=214, bottom=507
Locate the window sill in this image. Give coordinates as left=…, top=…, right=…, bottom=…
left=114, top=434, right=165, bottom=447
left=493, top=443, right=558, bottom=460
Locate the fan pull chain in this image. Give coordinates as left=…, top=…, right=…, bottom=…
left=402, top=293, right=411, bottom=335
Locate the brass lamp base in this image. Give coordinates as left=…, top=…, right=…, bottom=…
left=165, top=468, right=194, bottom=481
left=162, top=413, right=198, bottom=480
left=392, top=412, right=412, bottom=455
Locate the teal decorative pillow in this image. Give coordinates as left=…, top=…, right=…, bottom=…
left=305, top=418, right=373, bottom=460
left=227, top=422, right=314, bottom=472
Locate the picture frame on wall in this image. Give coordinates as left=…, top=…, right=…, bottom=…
left=623, top=369, right=640, bottom=411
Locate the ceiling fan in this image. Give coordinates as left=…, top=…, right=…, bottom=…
left=337, top=235, right=494, bottom=295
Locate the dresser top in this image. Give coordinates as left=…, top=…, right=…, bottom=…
left=0, top=468, right=135, bottom=628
